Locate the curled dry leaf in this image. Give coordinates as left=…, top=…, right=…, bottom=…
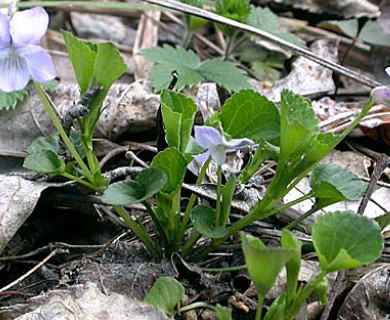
left=313, top=97, right=390, bottom=147
left=0, top=175, right=71, bottom=255
left=338, top=265, right=390, bottom=319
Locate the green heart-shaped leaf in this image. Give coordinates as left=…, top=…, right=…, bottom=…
left=101, top=167, right=167, bottom=205
left=312, top=211, right=383, bottom=273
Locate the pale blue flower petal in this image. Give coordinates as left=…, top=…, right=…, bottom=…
left=194, top=125, right=224, bottom=149
left=10, top=7, right=48, bottom=46
left=21, top=45, right=56, bottom=83
left=0, top=48, right=29, bottom=92
left=385, top=67, right=390, bottom=78
left=209, top=145, right=227, bottom=166
left=223, top=137, right=255, bottom=149
left=0, top=13, right=10, bottom=46
left=195, top=151, right=211, bottom=164
left=372, top=86, right=390, bottom=107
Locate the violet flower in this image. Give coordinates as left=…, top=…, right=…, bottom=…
left=194, top=125, right=255, bottom=166
left=371, top=67, right=390, bottom=107
left=0, top=7, right=56, bottom=92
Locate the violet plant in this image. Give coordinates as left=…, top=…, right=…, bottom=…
left=13, top=6, right=383, bottom=264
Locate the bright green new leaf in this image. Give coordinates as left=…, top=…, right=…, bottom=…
left=0, top=88, right=28, bottom=110
left=215, top=0, right=251, bottom=37
left=241, top=232, right=293, bottom=298
left=23, top=150, right=65, bottom=174
left=279, top=90, right=319, bottom=169
left=151, top=147, right=189, bottom=196
left=312, top=211, right=383, bottom=273
left=215, top=304, right=233, bottom=320
left=281, top=230, right=302, bottom=300
left=197, top=59, right=251, bottom=92
left=62, top=31, right=97, bottom=94
left=310, top=163, right=367, bottom=210
left=191, top=205, right=228, bottom=238
left=144, top=277, right=185, bottom=317
left=92, top=42, right=128, bottom=90
left=161, top=90, right=197, bottom=153
left=25, top=134, right=59, bottom=154
left=62, top=31, right=127, bottom=94
left=219, top=90, right=280, bottom=140
left=315, top=278, right=328, bottom=305
left=101, top=168, right=167, bottom=205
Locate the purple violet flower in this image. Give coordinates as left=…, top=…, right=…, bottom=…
left=0, top=7, right=56, bottom=92
left=194, top=125, right=255, bottom=166
left=371, top=67, right=390, bottom=107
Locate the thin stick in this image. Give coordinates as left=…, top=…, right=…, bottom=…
left=143, top=0, right=382, bottom=88
left=358, top=153, right=390, bottom=215
left=0, top=249, right=68, bottom=293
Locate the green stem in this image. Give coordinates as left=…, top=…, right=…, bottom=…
left=261, top=192, right=315, bottom=221
left=215, top=165, right=222, bottom=226
left=61, top=172, right=99, bottom=191
left=34, top=82, right=95, bottom=183
left=181, top=230, right=201, bottom=257
left=182, top=29, right=193, bottom=49
left=224, top=31, right=238, bottom=60
left=180, top=157, right=211, bottom=242
left=178, top=301, right=214, bottom=313
left=255, top=295, right=264, bottom=320
left=113, top=205, right=159, bottom=256
left=202, top=264, right=246, bottom=272
left=283, top=206, right=317, bottom=231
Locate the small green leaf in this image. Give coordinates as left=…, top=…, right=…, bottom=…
left=180, top=0, right=208, bottom=31
left=151, top=148, right=189, bottom=196
left=247, top=7, right=306, bottom=47
left=198, top=58, right=251, bottom=92
left=0, top=88, right=29, bottom=110
left=325, top=19, right=359, bottom=38
left=281, top=230, right=302, bottom=300
left=241, top=232, right=293, bottom=298
left=312, top=211, right=383, bottom=273
left=359, top=20, right=390, bottom=47
left=144, top=277, right=184, bottom=317
left=23, top=150, right=65, bottom=174
left=25, top=134, right=60, bottom=154
left=246, top=7, right=279, bottom=33
left=215, top=304, right=233, bottom=320
left=101, top=168, right=167, bottom=205
left=161, top=90, right=197, bottom=153
left=191, top=205, right=228, bottom=238
left=375, top=212, right=390, bottom=230
left=310, top=163, right=367, bottom=210
left=220, top=90, right=280, bottom=140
